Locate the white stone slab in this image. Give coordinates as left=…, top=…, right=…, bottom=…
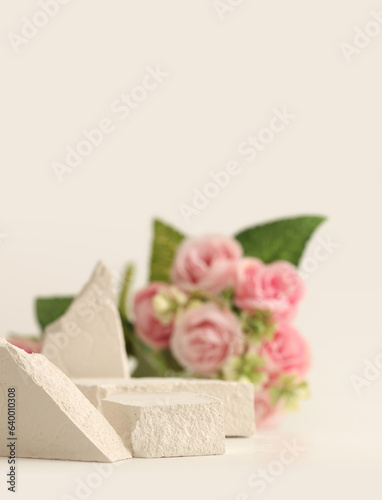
left=42, top=262, right=129, bottom=378
left=101, top=392, right=226, bottom=458
left=0, top=337, right=131, bottom=462
left=74, top=377, right=255, bottom=437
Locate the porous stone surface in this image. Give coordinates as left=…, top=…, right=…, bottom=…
left=0, top=337, right=131, bottom=462
left=101, top=392, right=226, bottom=458
left=74, top=377, right=255, bottom=437
left=42, top=262, right=129, bottom=378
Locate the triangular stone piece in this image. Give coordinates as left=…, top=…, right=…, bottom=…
left=42, top=262, right=129, bottom=378
left=0, top=337, right=131, bottom=462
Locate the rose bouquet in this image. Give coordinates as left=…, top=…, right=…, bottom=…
left=27, top=215, right=325, bottom=429
left=128, top=222, right=316, bottom=429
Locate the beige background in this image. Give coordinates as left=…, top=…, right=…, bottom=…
left=1, top=1, right=382, bottom=499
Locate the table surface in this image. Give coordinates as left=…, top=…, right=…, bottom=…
left=1, top=426, right=381, bottom=500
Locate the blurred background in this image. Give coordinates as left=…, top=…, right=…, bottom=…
left=1, top=0, right=381, bottom=498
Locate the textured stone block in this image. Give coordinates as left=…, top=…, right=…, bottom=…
left=42, top=262, right=129, bottom=378
left=74, top=377, right=255, bottom=437
left=101, top=392, right=226, bottom=458
left=0, top=337, right=131, bottom=462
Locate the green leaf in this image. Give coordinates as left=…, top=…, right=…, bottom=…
left=35, top=297, right=74, bottom=330
left=120, top=315, right=136, bottom=357
left=131, top=341, right=169, bottom=378
left=132, top=352, right=164, bottom=378
left=235, top=215, right=327, bottom=266
left=118, top=263, right=135, bottom=320
left=149, top=219, right=185, bottom=283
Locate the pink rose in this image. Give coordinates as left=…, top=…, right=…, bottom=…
left=133, top=283, right=175, bottom=349
left=7, top=337, right=42, bottom=354
left=255, top=389, right=285, bottom=429
left=171, top=235, right=243, bottom=294
left=234, top=258, right=305, bottom=320
left=259, top=323, right=311, bottom=379
left=170, top=303, right=243, bottom=376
